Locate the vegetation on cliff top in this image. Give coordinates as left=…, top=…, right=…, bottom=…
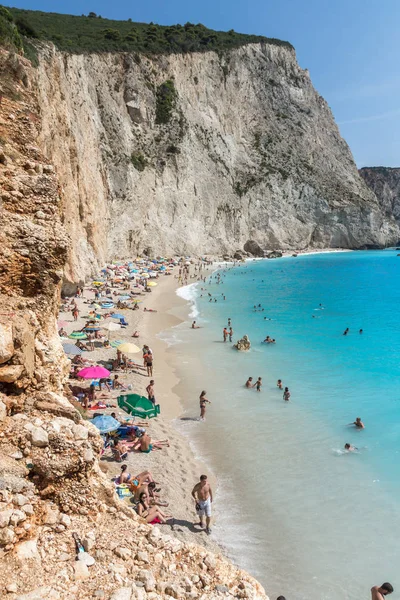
left=2, top=6, right=293, bottom=55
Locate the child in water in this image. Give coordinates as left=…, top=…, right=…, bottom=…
left=277, top=379, right=283, bottom=390
left=253, top=377, right=262, bottom=392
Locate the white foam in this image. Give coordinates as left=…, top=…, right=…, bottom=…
left=176, top=283, right=199, bottom=318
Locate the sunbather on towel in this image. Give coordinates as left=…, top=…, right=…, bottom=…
left=136, top=492, right=172, bottom=524
left=140, top=433, right=170, bottom=453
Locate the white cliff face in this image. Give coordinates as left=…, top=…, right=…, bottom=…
left=35, top=43, right=399, bottom=283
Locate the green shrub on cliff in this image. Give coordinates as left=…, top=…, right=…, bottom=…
left=4, top=6, right=294, bottom=55
left=0, top=5, right=22, bottom=50
left=155, top=80, right=177, bottom=125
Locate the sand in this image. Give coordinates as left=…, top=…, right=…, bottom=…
left=61, top=267, right=220, bottom=552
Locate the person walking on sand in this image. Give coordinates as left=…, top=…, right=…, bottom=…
left=146, top=380, right=156, bottom=405
left=144, top=351, right=153, bottom=377
left=199, top=390, right=211, bottom=420
left=191, top=474, right=213, bottom=534
left=283, top=387, right=290, bottom=401
left=72, top=306, right=79, bottom=321
left=371, top=584, right=394, bottom=600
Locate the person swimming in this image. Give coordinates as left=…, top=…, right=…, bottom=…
left=245, top=377, right=253, bottom=388
left=344, top=443, right=357, bottom=452
left=277, top=379, right=283, bottom=390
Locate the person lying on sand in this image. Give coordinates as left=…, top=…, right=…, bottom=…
left=144, top=308, right=158, bottom=312
left=132, top=331, right=140, bottom=337
left=116, top=464, right=155, bottom=485
left=140, top=433, right=170, bottom=453
left=136, top=492, right=173, bottom=524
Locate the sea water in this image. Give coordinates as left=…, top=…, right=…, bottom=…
left=163, top=251, right=400, bottom=600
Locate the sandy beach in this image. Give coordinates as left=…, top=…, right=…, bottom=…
left=62, top=266, right=220, bottom=552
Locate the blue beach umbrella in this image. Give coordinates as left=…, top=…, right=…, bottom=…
left=91, top=415, right=120, bottom=434
left=111, top=313, right=125, bottom=319
left=62, top=343, right=83, bottom=355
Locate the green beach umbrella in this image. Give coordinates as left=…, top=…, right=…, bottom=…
left=68, top=332, right=87, bottom=340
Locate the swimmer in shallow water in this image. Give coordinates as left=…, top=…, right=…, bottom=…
left=245, top=377, right=253, bottom=388
left=277, top=379, right=283, bottom=390
left=344, top=443, right=357, bottom=452
left=348, top=417, right=365, bottom=429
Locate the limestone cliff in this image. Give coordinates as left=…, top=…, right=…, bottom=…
left=0, top=48, right=268, bottom=600
left=359, top=167, right=400, bottom=227
left=34, top=43, right=399, bottom=284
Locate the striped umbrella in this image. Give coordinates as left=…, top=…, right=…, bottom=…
left=68, top=332, right=87, bottom=340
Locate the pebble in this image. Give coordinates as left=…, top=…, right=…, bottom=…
left=114, top=546, right=132, bottom=560
left=109, top=588, right=133, bottom=600
left=73, top=560, right=90, bottom=580
left=77, top=551, right=96, bottom=567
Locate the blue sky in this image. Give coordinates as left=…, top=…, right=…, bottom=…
left=8, top=0, right=400, bottom=167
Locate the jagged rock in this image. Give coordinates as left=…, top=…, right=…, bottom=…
left=44, top=506, right=59, bottom=525
left=164, top=584, right=184, bottom=598
left=58, top=513, right=71, bottom=527
left=83, top=532, right=96, bottom=552
left=10, top=509, right=26, bottom=525
left=233, top=335, right=251, bottom=351
left=0, top=323, right=14, bottom=364
left=0, top=364, right=24, bottom=383
left=30, top=426, right=49, bottom=447
left=266, top=250, right=283, bottom=259
left=6, top=583, right=18, bottom=593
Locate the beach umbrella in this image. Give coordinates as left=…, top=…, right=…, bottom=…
left=117, top=342, right=140, bottom=354
left=77, top=366, right=110, bottom=379
left=103, top=322, right=121, bottom=332
left=119, top=295, right=131, bottom=301
left=110, top=340, right=123, bottom=348
left=84, top=325, right=101, bottom=331
left=101, top=302, right=114, bottom=309
left=147, top=282, right=157, bottom=287
left=111, top=313, right=125, bottom=319
left=62, top=343, right=83, bottom=355
left=91, top=415, right=120, bottom=434
left=92, top=281, right=104, bottom=286
left=68, top=332, right=87, bottom=340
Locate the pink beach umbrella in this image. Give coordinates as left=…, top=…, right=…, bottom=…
left=77, top=366, right=110, bottom=379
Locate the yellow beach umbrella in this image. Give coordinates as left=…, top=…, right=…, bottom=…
left=117, top=342, right=141, bottom=354
left=92, top=281, right=104, bottom=286
left=147, top=282, right=157, bottom=287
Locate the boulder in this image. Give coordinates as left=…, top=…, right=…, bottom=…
left=243, top=240, right=265, bottom=257
left=0, top=323, right=14, bottom=365
left=0, top=364, right=24, bottom=383
left=267, top=250, right=283, bottom=259
left=233, top=335, right=251, bottom=351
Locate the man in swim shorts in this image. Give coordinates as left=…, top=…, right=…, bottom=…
left=191, top=474, right=213, bottom=534
left=371, top=583, right=394, bottom=600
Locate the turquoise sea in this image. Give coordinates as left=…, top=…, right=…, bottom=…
left=162, top=251, right=400, bottom=600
